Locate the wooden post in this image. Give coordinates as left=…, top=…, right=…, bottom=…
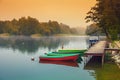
left=102, top=49, right=106, bottom=66
left=61, top=43, right=64, bottom=49
left=102, top=54, right=105, bottom=66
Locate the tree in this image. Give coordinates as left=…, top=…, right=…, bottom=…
left=59, top=23, right=71, bottom=34
left=18, top=16, right=40, bottom=35
left=48, top=20, right=61, bottom=34
left=2, top=21, right=18, bottom=34
left=27, top=16, right=40, bottom=34
left=0, top=21, right=4, bottom=33
left=0, top=16, right=76, bottom=36
left=85, top=0, right=120, bottom=40
left=86, top=23, right=101, bottom=35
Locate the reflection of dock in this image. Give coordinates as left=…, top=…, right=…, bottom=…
left=84, top=56, right=102, bottom=70
left=40, top=60, right=79, bottom=67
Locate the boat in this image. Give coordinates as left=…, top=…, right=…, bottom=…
left=48, top=51, right=81, bottom=54
left=45, top=53, right=83, bottom=63
left=58, top=49, right=87, bottom=53
left=39, top=54, right=79, bottom=61
left=46, top=50, right=86, bottom=56
left=46, top=53, right=80, bottom=56
left=40, top=60, right=79, bottom=67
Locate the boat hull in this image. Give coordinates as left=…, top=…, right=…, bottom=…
left=39, top=54, right=79, bottom=61
left=46, top=53, right=79, bottom=56
left=58, top=49, right=87, bottom=53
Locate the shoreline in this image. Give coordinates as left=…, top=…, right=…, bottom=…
left=0, top=33, right=87, bottom=39
left=109, top=41, right=120, bottom=68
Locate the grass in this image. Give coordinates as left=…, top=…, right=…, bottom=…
left=95, top=63, right=120, bottom=80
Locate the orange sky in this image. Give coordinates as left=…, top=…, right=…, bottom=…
left=0, top=0, right=96, bottom=27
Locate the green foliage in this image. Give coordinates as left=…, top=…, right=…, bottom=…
left=86, top=0, right=120, bottom=40
left=0, top=16, right=75, bottom=36
left=110, top=31, right=118, bottom=40
left=59, top=23, right=71, bottom=34
left=0, top=21, right=5, bottom=33
left=95, top=63, right=120, bottom=80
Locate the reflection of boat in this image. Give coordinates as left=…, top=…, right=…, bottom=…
left=39, top=54, right=79, bottom=61
left=40, top=60, right=79, bottom=67
left=58, top=49, right=87, bottom=53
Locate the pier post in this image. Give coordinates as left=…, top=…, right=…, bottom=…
left=102, top=54, right=105, bottom=66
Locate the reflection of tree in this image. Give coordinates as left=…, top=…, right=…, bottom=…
left=11, top=38, right=40, bottom=53
left=0, top=36, right=69, bottom=54
left=39, top=37, right=69, bottom=51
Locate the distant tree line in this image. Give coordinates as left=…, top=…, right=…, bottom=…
left=85, top=0, right=120, bottom=40
left=0, top=16, right=78, bottom=36
left=86, top=24, right=101, bottom=35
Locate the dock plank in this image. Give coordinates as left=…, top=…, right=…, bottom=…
left=85, top=41, right=107, bottom=56
left=85, top=41, right=107, bottom=66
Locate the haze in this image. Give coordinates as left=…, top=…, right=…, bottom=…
left=0, top=0, right=96, bottom=27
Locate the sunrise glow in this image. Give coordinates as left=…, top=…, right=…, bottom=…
left=0, top=0, right=96, bottom=27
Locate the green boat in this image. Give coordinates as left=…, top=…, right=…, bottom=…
left=58, top=49, right=87, bottom=53
left=39, top=54, right=79, bottom=61
left=46, top=53, right=80, bottom=56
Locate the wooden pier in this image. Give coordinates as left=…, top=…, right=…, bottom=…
left=105, top=48, right=120, bottom=53
left=85, top=41, right=107, bottom=65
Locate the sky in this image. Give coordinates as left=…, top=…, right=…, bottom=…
left=0, top=0, right=96, bottom=27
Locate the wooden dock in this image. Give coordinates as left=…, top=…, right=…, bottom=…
left=105, top=48, right=120, bottom=53
left=85, top=41, right=107, bottom=65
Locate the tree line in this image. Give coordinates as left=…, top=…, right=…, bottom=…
left=86, top=0, right=120, bottom=40
left=86, top=24, right=101, bottom=35
left=0, top=16, right=77, bottom=36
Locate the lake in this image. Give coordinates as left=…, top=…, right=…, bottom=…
left=0, top=36, right=120, bottom=80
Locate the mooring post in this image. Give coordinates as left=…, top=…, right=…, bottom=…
left=102, top=53, right=105, bottom=66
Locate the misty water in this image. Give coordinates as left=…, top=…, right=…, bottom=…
left=0, top=36, right=120, bottom=80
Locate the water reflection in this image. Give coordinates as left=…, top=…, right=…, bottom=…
left=0, top=36, right=88, bottom=54
left=1, top=36, right=117, bottom=80
left=0, top=36, right=69, bottom=53
left=40, top=60, right=79, bottom=67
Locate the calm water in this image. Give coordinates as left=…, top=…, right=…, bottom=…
left=0, top=36, right=120, bottom=80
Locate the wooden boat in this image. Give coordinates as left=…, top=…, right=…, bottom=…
left=46, top=53, right=83, bottom=63
left=47, top=51, right=84, bottom=56
left=40, top=60, right=79, bottom=67
left=46, top=53, right=79, bottom=56
left=48, top=51, right=80, bottom=54
left=39, top=54, right=79, bottom=61
left=58, top=49, right=87, bottom=53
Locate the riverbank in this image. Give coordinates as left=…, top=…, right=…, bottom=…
left=0, top=33, right=87, bottom=39
left=109, top=41, right=120, bottom=68
left=0, top=33, right=10, bottom=38
left=0, top=33, right=42, bottom=39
